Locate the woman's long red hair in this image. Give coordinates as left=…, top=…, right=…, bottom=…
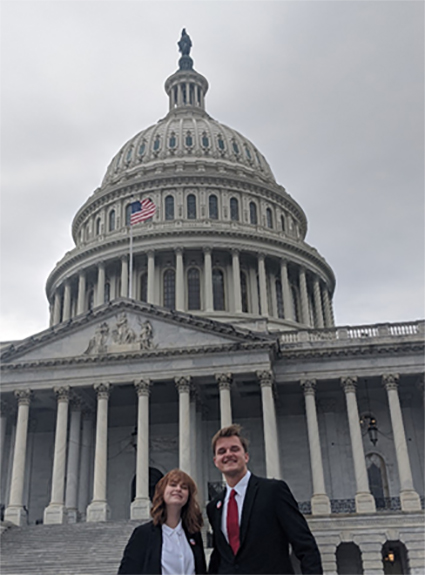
left=151, top=469, right=203, bottom=533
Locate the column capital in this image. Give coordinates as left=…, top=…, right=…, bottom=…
left=257, top=252, right=266, bottom=261
left=257, top=370, right=274, bottom=387
left=203, top=247, right=212, bottom=255
left=97, top=260, right=106, bottom=268
left=231, top=248, right=240, bottom=257
left=94, top=382, right=111, bottom=399
left=341, top=376, right=358, bottom=393
left=147, top=249, right=155, bottom=258
left=53, top=386, right=71, bottom=402
left=382, top=373, right=400, bottom=391
left=175, top=376, right=192, bottom=393
left=280, top=258, right=289, bottom=267
left=14, top=389, right=32, bottom=406
left=215, top=373, right=233, bottom=391
left=120, top=254, right=128, bottom=263
left=134, top=379, right=152, bottom=397
left=174, top=247, right=184, bottom=255
left=301, top=379, right=317, bottom=396
left=78, top=269, right=86, bottom=278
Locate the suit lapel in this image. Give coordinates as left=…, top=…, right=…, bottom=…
left=239, top=474, right=259, bottom=547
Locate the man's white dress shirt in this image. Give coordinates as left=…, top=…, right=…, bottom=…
left=221, top=470, right=251, bottom=542
left=161, top=520, right=195, bottom=575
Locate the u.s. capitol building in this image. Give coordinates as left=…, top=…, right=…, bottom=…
left=1, top=31, right=423, bottom=575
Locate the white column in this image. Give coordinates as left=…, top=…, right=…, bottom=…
left=203, top=248, right=213, bottom=312
left=216, top=373, right=233, bottom=427
left=232, top=249, right=242, bottom=313
left=299, top=267, right=310, bottom=326
left=175, top=248, right=185, bottom=311
left=62, top=281, right=72, bottom=321
left=120, top=256, right=128, bottom=298
left=257, top=371, right=280, bottom=479
left=65, top=397, right=82, bottom=523
left=322, top=286, right=335, bottom=327
left=147, top=251, right=155, bottom=304
left=313, top=278, right=324, bottom=328
left=341, top=377, right=375, bottom=513
left=96, top=262, right=105, bottom=306
left=77, top=410, right=94, bottom=519
left=87, top=383, right=111, bottom=522
left=383, top=374, right=421, bottom=511
left=4, top=390, right=32, bottom=526
left=53, top=291, right=61, bottom=325
left=257, top=253, right=268, bottom=316
left=131, top=379, right=151, bottom=520
left=280, top=260, right=294, bottom=321
left=175, top=376, right=191, bottom=475
left=44, top=386, right=70, bottom=524
left=300, top=380, right=330, bottom=515
left=77, top=271, right=86, bottom=315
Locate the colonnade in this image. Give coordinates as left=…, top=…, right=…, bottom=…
left=50, top=248, right=335, bottom=329
left=2, top=372, right=421, bottom=527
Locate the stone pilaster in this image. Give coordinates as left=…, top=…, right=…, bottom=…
left=299, top=267, right=310, bottom=326
left=44, top=386, right=70, bottom=524
left=257, top=371, right=280, bottom=479
left=53, top=291, right=62, bottom=325
left=280, top=260, right=294, bottom=321
left=77, top=409, right=94, bottom=519
left=341, top=377, right=375, bottom=513
left=62, top=280, right=72, bottom=321
left=257, top=253, right=268, bottom=316
left=313, top=278, right=324, bottom=328
left=232, top=249, right=242, bottom=313
left=147, top=250, right=155, bottom=304
left=175, top=376, right=191, bottom=474
left=175, top=248, right=184, bottom=311
left=87, top=383, right=111, bottom=522
left=120, top=256, right=128, bottom=298
left=322, top=285, right=335, bottom=327
left=383, top=374, right=421, bottom=511
left=96, top=262, right=105, bottom=306
left=77, top=270, right=86, bottom=315
left=216, top=373, right=233, bottom=427
left=4, top=390, right=32, bottom=526
left=131, top=379, right=152, bottom=520
left=65, top=396, right=82, bottom=523
left=300, top=380, right=330, bottom=515
left=203, top=248, right=213, bottom=312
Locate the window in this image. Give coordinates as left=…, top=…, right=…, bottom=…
left=104, top=282, right=111, bottom=303
left=108, top=210, right=116, bottom=232
left=209, top=194, right=218, bottom=219
left=266, top=208, right=273, bottom=229
left=291, top=285, right=300, bottom=322
left=185, top=132, right=193, bottom=148
left=244, top=146, right=252, bottom=160
left=230, top=197, right=239, bottom=221
left=165, top=195, right=175, bottom=220
left=213, top=269, right=225, bottom=311
left=249, top=202, right=257, bottom=225
left=169, top=133, right=177, bottom=149
left=217, top=136, right=225, bottom=151
left=187, top=194, right=197, bottom=219
left=163, top=269, right=176, bottom=309
left=125, top=147, right=133, bottom=164
left=201, top=133, right=209, bottom=148
left=276, top=279, right=284, bottom=318
left=87, top=288, right=94, bottom=311
left=95, top=217, right=101, bottom=236
left=153, top=135, right=161, bottom=152
left=232, top=141, right=240, bottom=155
left=125, top=204, right=132, bottom=226
left=281, top=214, right=286, bottom=232
left=138, top=142, right=146, bottom=158
left=241, top=271, right=248, bottom=313
left=140, top=273, right=147, bottom=302
left=187, top=268, right=201, bottom=310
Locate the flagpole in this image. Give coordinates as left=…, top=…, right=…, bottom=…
left=129, top=223, right=133, bottom=299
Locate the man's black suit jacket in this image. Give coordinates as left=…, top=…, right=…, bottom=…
left=207, top=474, right=322, bottom=574
left=117, top=520, right=207, bottom=574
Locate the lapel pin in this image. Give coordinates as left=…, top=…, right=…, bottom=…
left=189, top=538, right=196, bottom=546
left=217, top=501, right=222, bottom=509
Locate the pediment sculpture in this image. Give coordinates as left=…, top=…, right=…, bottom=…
left=84, top=314, right=156, bottom=355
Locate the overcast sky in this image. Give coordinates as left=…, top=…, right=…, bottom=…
left=1, top=1, right=424, bottom=342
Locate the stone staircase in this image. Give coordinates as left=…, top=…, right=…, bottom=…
left=0, top=520, right=143, bottom=575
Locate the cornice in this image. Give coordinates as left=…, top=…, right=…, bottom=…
left=278, top=341, right=424, bottom=361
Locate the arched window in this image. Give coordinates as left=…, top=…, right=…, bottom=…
left=169, top=133, right=177, bottom=149
left=276, top=278, right=284, bottom=318
left=240, top=271, right=248, bottom=313
left=366, top=453, right=389, bottom=507
left=336, top=543, right=363, bottom=575
left=95, top=217, right=101, bottom=236
left=187, top=268, right=201, bottom=310
left=209, top=194, right=218, bottom=219
left=125, top=204, right=132, bottom=226
left=153, top=135, right=161, bottom=152
left=266, top=207, right=273, bottom=229
left=212, top=268, right=225, bottom=311
left=140, top=273, right=147, bottom=302
left=230, top=197, right=239, bottom=221
left=163, top=269, right=175, bottom=309
left=108, top=210, right=116, bottom=232
left=281, top=214, right=286, bottom=232
left=165, top=195, right=175, bottom=220
left=249, top=202, right=257, bottom=225
left=187, top=194, right=197, bottom=219
left=104, top=282, right=111, bottom=303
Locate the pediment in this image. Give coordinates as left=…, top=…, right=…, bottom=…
left=1, top=299, right=270, bottom=364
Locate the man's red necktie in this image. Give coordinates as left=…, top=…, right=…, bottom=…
left=227, top=489, right=240, bottom=555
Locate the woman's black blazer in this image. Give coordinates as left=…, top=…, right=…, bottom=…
left=118, top=520, right=207, bottom=574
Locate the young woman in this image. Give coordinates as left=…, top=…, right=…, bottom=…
left=118, top=469, right=206, bottom=574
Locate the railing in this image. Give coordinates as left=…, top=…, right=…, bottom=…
left=279, top=320, right=424, bottom=345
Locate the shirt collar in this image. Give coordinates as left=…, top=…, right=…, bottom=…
left=225, top=469, right=251, bottom=497
left=162, top=519, right=183, bottom=537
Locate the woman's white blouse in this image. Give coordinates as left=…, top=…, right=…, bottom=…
left=161, top=521, right=195, bottom=575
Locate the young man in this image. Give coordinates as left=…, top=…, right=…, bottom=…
left=207, top=424, right=323, bottom=575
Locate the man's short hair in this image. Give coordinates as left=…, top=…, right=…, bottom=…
left=211, top=424, right=249, bottom=454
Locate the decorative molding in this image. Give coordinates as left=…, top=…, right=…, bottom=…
left=134, top=379, right=151, bottom=397
left=94, top=382, right=111, bottom=400
left=300, top=379, right=316, bottom=396
left=14, top=389, right=32, bottom=406
left=382, top=373, right=400, bottom=391
left=53, top=386, right=70, bottom=402
left=215, top=373, right=233, bottom=391
left=175, top=376, right=191, bottom=394
left=341, top=376, right=357, bottom=393
left=257, top=370, right=274, bottom=387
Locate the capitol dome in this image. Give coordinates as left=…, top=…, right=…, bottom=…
left=46, top=32, right=336, bottom=332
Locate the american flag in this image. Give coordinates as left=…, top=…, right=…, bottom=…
left=130, top=198, right=156, bottom=225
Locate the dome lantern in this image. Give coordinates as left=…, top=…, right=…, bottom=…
left=164, top=29, right=209, bottom=113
